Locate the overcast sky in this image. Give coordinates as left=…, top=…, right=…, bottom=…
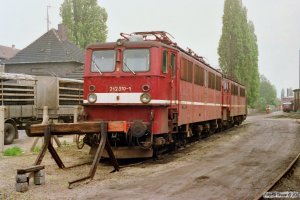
left=1, top=0, right=299, bottom=97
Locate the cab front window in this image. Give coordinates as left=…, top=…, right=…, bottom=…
left=91, top=50, right=116, bottom=72
left=123, top=49, right=150, bottom=72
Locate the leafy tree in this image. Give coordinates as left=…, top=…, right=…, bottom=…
left=60, top=0, right=108, bottom=48
left=218, top=0, right=243, bottom=80
left=254, top=97, right=267, bottom=112
left=218, top=0, right=260, bottom=107
left=260, top=75, right=277, bottom=104
left=246, top=20, right=260, bottom=106
left=254, top=75, right=277, bottom=111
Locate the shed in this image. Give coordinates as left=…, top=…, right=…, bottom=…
left=293, top=89, right=300, bottom=111
left=4, top=27, right=84, bottom=80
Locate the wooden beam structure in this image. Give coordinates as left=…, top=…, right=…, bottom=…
left=17, top=165, right=45, bottom=174
left=26, top=121, right=119, bottom=188
left=27, top=121, right=128, bottom=137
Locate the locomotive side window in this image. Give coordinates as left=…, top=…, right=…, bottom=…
left=231, top=83, right=239, bottom=96
left=212, top=73, right=216, bottom=89
left=208, top=72, right=215, bottom=89
left=180, top=58, right=193, bottom=83
left=180, top=58, right=188, bottom=81
left=234, top=85, right=237, bottom=95
left=123, top=49, right=150, bottom=72
left=216, top=76, right=221, bottom=91
left=194, top=65, right=204, bottom=86
left=235, top=85, right=237, bottom=95
left=240, top=88, right=245, bottom=97
left=187, top=60, right=193, bottom=82
left=200, top=67, right=204, bottom=86
left=91, top=50, right=116, bottom=72
left=207, top=72, right=210, bottom=88
left=205, top=71, right=208, bottom=87
left=171, top=53, right=176, bottom=77
left=194, top=65, right=200, bottom=85
left=162, top=50, right=168, bottom=73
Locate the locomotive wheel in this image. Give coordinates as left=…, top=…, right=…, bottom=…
left=178, top=133, right=187, bottom=147
left=182, top=138, right=187, bottom=147
left=75, top=134, right=85, bottom=149
left=4, top=123, right=16, bottom=145
left=168, top=142, right=178, bottom=152
left=201, top=130, right=210, bottom=138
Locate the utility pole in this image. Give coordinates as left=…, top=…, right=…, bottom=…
left=47, top=5, right=51, bottom=31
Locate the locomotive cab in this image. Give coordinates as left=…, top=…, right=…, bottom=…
left=82, top=32, right=178, bottom=158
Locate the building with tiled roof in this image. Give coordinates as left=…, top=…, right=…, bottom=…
left=0, top=45, right=19, bottom=64
left=4, top=25, right=84, bottom=79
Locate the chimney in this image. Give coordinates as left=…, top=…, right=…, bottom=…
left=57, top=24, right=68, bottom=41
left=12, top=44, right=15, bottom=49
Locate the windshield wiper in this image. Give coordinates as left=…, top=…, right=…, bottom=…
left=124, top=62, right=136, bottom=75
left=92, top=57, right=102, bottom=75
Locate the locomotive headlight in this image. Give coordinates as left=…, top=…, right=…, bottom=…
left=88, top=93, right=97, bottom=103
left=140, top=93, right=151, bottom=104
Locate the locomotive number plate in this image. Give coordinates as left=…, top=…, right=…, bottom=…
left=109, top=86, right=132, bottom=92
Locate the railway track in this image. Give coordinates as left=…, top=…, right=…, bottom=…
left=253, top=152, right=300, bottom=200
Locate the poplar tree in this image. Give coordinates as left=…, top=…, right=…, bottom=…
left=60, top=0, right=108, bottom=48
left=218, top=0, right=260, bottom=107
left=247, top=20, right=260, bottom=105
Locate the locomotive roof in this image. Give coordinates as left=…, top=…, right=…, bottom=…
left=87, top=40, right=172, bottom=50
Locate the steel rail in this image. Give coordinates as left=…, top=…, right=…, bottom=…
left=253, top=152, right=300, bottom=200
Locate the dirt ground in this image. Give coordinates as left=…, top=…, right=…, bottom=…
left=0, top=112, right=300, bottom=200
left=270, top=112, right=300, bottom=194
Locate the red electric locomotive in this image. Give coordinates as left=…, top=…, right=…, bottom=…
left=83, top=31, right=247, bottom=158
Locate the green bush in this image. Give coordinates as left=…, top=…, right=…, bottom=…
left=3, top=146, right=23, bottom=156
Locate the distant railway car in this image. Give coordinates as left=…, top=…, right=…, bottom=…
left=282, top=102, right=293, bottom=112
left=82, top=31, right=247, bottom=158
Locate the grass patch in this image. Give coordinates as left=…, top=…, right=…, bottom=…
left=32, top=146, right=41, bottom=153
left=62, top=140, right=71, bottom=146
left=3, top=146, right=23, bottom=156
left=271, top=112, right=300, bottom=119
left=271, top=115, right=288, bottom=119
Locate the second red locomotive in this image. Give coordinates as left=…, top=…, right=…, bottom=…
left=82, top=31, right=247, bottom=158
